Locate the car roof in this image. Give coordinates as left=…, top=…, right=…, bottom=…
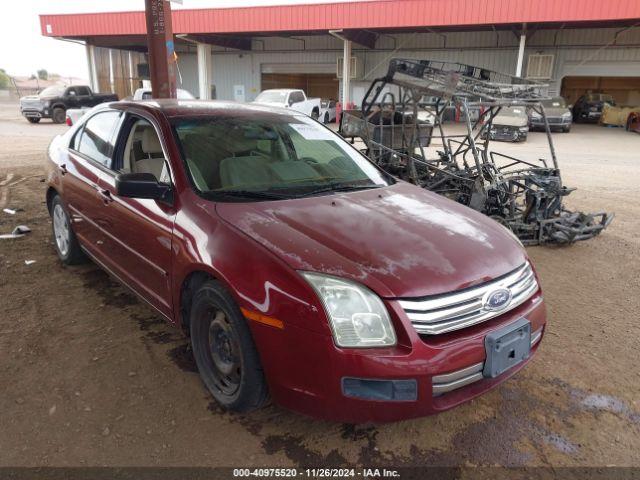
left=258, top=89, right=298, bottom=93
left=104, top=99, right=299, bottom=119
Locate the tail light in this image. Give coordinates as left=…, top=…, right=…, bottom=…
left=65, top=116, right=72, bottom=126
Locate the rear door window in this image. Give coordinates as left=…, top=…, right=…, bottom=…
left=76, top=111, right=122, bottom=168
left=290, top=91, right=305, bottom=104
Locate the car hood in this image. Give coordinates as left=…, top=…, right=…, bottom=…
left=215, top=182, right=527, bottom=298
left=493, top=114, right=528, bottom=127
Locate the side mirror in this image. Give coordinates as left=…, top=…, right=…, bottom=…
left=115, top=173, right=173, bottom=204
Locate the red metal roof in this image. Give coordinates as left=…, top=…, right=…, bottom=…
left=40, top=0, right=640, bottom=38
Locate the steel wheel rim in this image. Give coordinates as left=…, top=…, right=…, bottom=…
left=53, top=204, right=70, bottom=256
left=207, top=309, right=242, bottom=396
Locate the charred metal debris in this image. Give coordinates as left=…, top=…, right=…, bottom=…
left=339, top=59, right=613, bottom=245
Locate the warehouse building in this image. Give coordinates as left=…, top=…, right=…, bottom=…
left=40, top=0, right=640, bottom=108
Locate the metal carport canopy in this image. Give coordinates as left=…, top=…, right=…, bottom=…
left=40, top=0, right=640, bottom=38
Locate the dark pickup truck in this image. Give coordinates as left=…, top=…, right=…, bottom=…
left=19, top=85, right=118, bottom=124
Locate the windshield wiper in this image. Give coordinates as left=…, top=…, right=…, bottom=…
left=299, top=183, right=383, bottom=197
left=213, top=189, right=293, bottom=200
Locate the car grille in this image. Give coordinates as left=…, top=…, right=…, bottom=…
left=21, top=99, right=43, bottom=110
left=546, top=117, right=564, bottom=125
left=491, top=127, right=518, bottom=140
left=398, top=262, right=538, bottom=335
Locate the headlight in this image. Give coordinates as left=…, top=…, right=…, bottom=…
left=301, top=272, right=396, bottom=348
left=530, top=112, right=542, bottom=119
left=519, top=127, right=529, bottom=132
left=562, top=112, right=572, bottom=118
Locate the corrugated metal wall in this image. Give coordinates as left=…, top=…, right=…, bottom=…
left=205, top=27, right=640, bottom=102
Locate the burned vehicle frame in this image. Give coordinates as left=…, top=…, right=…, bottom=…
left=340, top=59, right=613, bottom=245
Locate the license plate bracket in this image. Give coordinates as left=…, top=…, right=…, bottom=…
left=483, top=318, right=531, bottom=378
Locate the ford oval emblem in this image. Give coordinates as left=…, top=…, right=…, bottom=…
left=484, top=288, right=512, bottom=311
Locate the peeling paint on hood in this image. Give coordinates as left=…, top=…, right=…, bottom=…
left=215, top=182, right=527, bottom=298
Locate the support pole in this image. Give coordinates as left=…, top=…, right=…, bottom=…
left=85, top=44, right=99, bottom=93
left=515, top=33, right=526, bottom=77
left=197, top=43, right=212, bottom=100
left=108, top=49, right=115, bottom=94
left=128, top=51, right=135, bottom=96
left=144, top=0, right=177, bottom=98
left=342, top=39, right=352, bottom=107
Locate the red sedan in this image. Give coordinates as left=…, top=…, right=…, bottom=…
left=45, top=100, right=546, bottom=423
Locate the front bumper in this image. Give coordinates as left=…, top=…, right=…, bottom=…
left=20, top=107, right=50, bottom=119
left=259, top=289, right=546, bottom=423
left=530, top=117, right=571, bottom=130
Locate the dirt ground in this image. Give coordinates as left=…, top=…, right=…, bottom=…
left=0, top=99, right=639, bottom=469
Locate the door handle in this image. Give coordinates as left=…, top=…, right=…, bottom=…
left=98, top=189, right=113, bottom=204
left=59, top=164, right=67, bottom=176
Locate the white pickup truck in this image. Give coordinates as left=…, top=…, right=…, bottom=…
left=253, top=89, right=322, bottom=120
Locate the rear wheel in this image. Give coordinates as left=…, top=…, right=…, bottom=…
left=51, top=195, right=86, bottom=265
left=52, top=107, right=66, bottom=124
left=190, top=280, right=269, bottom=412
left=26, top=117, right=40, bottom=124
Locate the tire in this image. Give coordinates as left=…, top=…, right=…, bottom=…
left=52, top=107, right=66, bottom=124
left=50, top=195, right=86, bottom=265
left=190, top=280, right=269, bottom=413
left=324, top=112, right=329, bottom=124
left=311, top=109, right=319, bottom=121
left=27, top=117, right=40, bottom=124
left=564, top=125, right=571, bottom=133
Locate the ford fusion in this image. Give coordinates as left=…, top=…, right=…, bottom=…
left=45, top=100, right=546, bottom=422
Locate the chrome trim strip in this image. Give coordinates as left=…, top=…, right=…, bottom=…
left=400, top=262, right=538, bottom=335
left=432, top=362, right=483, bottom=384
left=530, top=329, right=542, bottom=347
left=432, top=371, right=484, bottom=395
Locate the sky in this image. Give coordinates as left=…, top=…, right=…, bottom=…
left=0, top=0, right=357, bottom=80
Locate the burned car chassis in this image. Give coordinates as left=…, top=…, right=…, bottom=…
left=340, top=59, right=613, bottom=245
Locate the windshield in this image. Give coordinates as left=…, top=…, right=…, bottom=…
left=542, top=97, right=566, bottom=108
left=39, top=85, right=65, bottom=97
left=173, top=114, right=392, bottom=200
left=254, top=91, right=288, bottom=103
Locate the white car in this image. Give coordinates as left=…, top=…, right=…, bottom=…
left=253, top=89, right=322, bottom=120
left=319, top=99, right=337, bottom=124
left=133, top=88, right=195, bottom=100
left=65, top=107, right=91, bottom=126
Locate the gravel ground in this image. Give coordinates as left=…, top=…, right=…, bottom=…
left=0, top=100, right=639, bottom=469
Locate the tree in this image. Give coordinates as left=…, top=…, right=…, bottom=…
left=37, top=69, right=48, bottom=80
left=0, top=69, right=10, bottom=89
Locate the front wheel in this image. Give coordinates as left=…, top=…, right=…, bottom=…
left=26, top=117, right=40, bottom=124
left=324, top=112, right=329, bottom=124
left=52, top=107, right=66, bottom=124
left=311, top=109, right=319, bottom=121
left=190, top=280, right=269, bottom=412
